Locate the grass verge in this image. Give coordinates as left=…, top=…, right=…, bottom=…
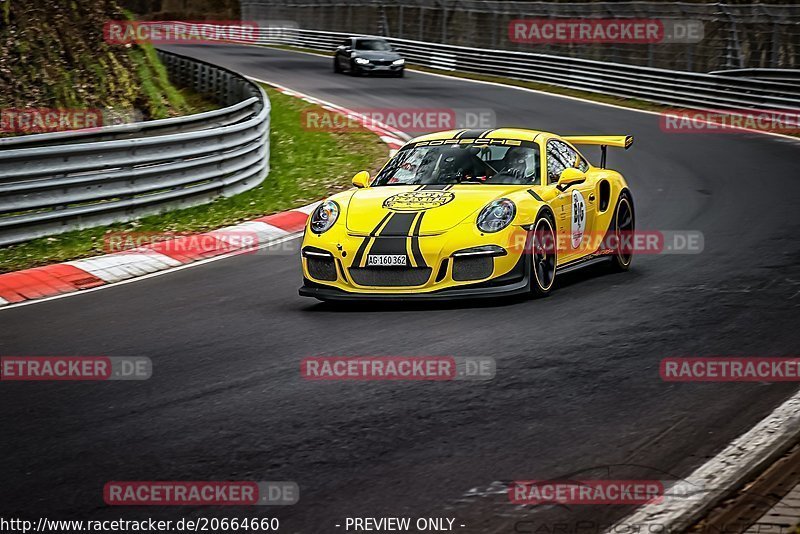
left=0, top=85, right=388, bottom=273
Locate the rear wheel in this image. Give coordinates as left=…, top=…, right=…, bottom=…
left=608, top=192, right=635, bottom=272
left=530, top=214, right=557, bottom=298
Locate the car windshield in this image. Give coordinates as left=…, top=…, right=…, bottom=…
left=355, top=39, right=392, bottom=51
left=373, top=142, right=541, bottom=186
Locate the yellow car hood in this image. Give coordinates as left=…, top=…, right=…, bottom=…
left=345, top=185, right=522, bottom=235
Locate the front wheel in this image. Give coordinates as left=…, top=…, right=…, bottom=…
left=608, top=192, right=635, bottom=272
left=333, top=57, right=342, bottom=73
left=530, top=214, right=557, bottom=298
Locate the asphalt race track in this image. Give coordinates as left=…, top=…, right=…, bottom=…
left=2, top=45, right=800, bottom=532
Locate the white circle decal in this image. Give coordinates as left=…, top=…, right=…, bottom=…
left=571, top=189, right=586, bottom=249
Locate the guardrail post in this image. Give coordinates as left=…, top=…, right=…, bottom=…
left=398, top=5, right=404, bottom=39
left=441, top=2, right=447, bottom=43
left=772, top=22, right=782, bottom=68
left=419, top=6, right=424, bottom=41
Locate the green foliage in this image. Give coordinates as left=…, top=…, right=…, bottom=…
left=0, top=0, right=191, bottom=121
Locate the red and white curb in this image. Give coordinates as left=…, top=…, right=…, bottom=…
left=0, top=206, right=315, bottom=307
left=0, top=84, right=410, bottom=309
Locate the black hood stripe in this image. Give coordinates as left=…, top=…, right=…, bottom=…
left=351, top=212, right=393, bottom=267
left=351, top=238, right=371, bottom=268
left=364, top=212, right=418, bottom=258
left=410, top=212, right=427, bottom=268
left=379, top=212, right=418, bottom=236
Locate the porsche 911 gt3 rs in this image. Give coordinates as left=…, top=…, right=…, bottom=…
left=299, top=128, right=634, bottom=301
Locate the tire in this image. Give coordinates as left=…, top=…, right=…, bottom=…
left=333, top=56, right=342, bottom=73
left=530, top=213, right=557, bottom=298
left=608, top=192, right=635, bottom=272
left=395, top=69, right=405, bottom=78
left=349, top=61, right=361, bottom=76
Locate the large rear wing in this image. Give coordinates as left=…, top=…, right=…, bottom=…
left=561, top=135, right=634, bottom=168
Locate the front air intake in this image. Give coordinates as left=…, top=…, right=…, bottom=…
left=349, top=267, right=432, bottom=287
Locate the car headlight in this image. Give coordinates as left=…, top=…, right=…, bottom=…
left=477, top=199, right=516, bottom=233
left=310, top=200, right=340, bottom=234
left=354, top=57, right=370, bottom=65
left=392, top=58, right=405, bottom=65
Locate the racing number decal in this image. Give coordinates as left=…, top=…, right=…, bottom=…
left=571, top=190, right=586, bottom=249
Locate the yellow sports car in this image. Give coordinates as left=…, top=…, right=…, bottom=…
left=299, top=128, right=634, bottom=301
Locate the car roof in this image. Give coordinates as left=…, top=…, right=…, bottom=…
left=407, top=128, right=556, bottom=144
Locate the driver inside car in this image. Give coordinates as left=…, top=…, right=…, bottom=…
left=425, top=146, right=483, bottom=183
left=489, top=146, right=538, bottom=184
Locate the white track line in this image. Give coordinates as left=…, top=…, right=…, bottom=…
left=0, top=233, right=304, bottom=312
left=4, top=49, right=800, bottom=529
left=1, top=75, right=410, bottom=311
left=253, top=76, right=412, bottom=143
left=261, top=44, right=800, bottom=144
left=255, top=44, right=800, bottom=531
left=606, top=390, right=800, bottom=532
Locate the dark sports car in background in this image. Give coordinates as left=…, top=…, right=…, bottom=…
left=333, top=37, right=405, bottom=77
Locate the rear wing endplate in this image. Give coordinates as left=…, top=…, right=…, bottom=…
left=562, top=135, right=634, bottom=168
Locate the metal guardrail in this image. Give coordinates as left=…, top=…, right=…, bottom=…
left=242, top=0, right=800, bottom=72
left=710, top=68, right=800, bottom=83
left=258, top=27, right=800, bottom=111
left=0, top=50, right=270, bottom=247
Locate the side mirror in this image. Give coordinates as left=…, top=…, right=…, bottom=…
left=352, top=171, right=371, bottom=188
left=557, top=167, right=586, bottom=190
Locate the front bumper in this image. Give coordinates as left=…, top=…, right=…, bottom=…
left=299, top=223, right=532, bottom=301
left=357, top=62, right=404, bottom=74
left=299, top=268, right=530, bottom=301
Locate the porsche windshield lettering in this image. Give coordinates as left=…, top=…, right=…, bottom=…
left=374, top=142, right=541, bottom=186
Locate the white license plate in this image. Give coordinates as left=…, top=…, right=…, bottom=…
left=367, top=254, right=407, bottom=266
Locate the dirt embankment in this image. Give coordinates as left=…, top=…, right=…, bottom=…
left=0, top=0, right=191, bottom=121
